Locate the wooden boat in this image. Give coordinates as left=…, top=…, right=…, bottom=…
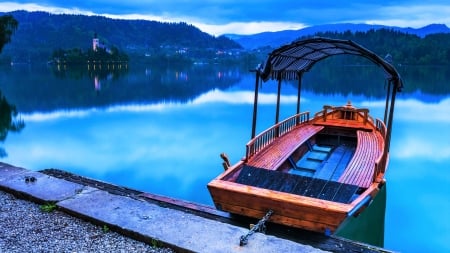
left=207, top=37, right=403, bottom=234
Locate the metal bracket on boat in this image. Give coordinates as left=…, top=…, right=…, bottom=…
left=239, top=210, right=273, bottom=246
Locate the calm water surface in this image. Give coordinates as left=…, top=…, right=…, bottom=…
left=0, top=63, right=449, bottom=252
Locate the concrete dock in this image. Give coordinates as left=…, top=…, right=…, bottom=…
left=0, top=162, right=388, bottom=252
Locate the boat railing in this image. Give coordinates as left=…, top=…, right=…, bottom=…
left=245, top=112, right=310, bottom=161
left=374, top=118, right=388, bottom=181
left=314, top=105, right=375, bottom=126
left=375, top=118, right=387, bottom=139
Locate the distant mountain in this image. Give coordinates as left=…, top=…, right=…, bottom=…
left=0, top=11, right=241, bottom=63
left=226, top=23, right=450, bottom=49
left=404, top=24, right=450, bottom=37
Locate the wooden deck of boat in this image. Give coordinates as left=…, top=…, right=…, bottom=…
left=246, top=124, right=324, bottom=169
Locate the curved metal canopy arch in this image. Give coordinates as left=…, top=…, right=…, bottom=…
left=250, top=37, right=403, bottom=150
left=258, top=37, right=403, bottom=90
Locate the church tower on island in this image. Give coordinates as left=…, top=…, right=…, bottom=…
left=93, top=33, right=100, bottom=51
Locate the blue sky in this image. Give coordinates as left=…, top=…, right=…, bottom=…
left=1, top=1, right=450, bottom=35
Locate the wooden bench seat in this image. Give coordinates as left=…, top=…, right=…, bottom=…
left=246, top=124, right=324, bottom=169
left=338, top=130, right=384, bottom=188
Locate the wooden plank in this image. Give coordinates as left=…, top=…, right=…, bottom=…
left=304, top=179, right=327, bottom=198
left=296, top=157, right=321, bottom=171
left=291, top=176, right=314, bottom=195
left=278, top=175, right=300, bottom=193
left=307, top=151, right=329, bottom=161
left=333, top=184, right=359, bottom=203
left=312, top=144, right=333, bottom=153
left=331, top=147, right=355, bottom=181
left=247, top=124, right=324, bottom=169
left=338, top=130, right=384, bottom=188
left=235, top=165, right=264, bottom=186
left=314, top=145, right=354, bottom=181
left=266, top=172, right=291, bottom=191
left=318, top=181, right=341, bottom=201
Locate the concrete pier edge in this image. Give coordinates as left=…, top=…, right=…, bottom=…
left=0, top=162, right=391, bottom=253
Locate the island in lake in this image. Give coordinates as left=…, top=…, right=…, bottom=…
left=50, top=33, right=129, bottom=65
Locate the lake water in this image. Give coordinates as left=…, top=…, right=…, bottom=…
left=1, top=63, right=449, bottom=252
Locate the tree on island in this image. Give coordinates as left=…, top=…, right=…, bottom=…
left=52, top=46, right=129, bottom=64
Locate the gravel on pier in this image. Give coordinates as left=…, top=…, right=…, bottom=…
left=0, top=190, right=174, bottom=253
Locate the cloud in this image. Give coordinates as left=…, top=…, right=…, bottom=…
left=192, top=89, right=301, bottom=104
left=0, top=1, right=96, bottom=15
left=364, top=4, right=450, bottom=27
left=2, top=1, right=450, bottom=35
left=194, top=21, right=307, bottom=36
left=363, top=97, right=450, bottom=123
left=20, top=103, right=181, bottom=122
left=382, top=97, right=450, bottom=161
left=19, top=89, right=304, bottom=122
left=393, top=134, right=450, bottom=161
left=21, top=109, right=96, bottom=122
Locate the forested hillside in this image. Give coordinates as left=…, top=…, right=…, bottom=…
left=298, top=29, right=450, bottom=65
left=0, top=11, right=241, bottom=63
left=228, top=23, right=450, bottom=49
left=2, top=11, right=450, bottom=66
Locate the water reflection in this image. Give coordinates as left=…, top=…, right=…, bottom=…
left=1, top=63, right=242, bottom=113
left=0, top=91, right=25, bottom=157
left=0, top=64, right=449, bottom=252
left=2, top=63, right=449, bottom=113
left=384, top=96, right=450, bottom=252
left=52, top=63, right=128, bottom=92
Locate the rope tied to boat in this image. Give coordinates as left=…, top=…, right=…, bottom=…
left=239, top=209, right=273, bottom=246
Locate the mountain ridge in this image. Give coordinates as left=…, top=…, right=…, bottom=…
left=2, top=11, right=450, bottom=62
left=225, top=23, right=450, bottom=49
left=0, top=11, right=241, bottom=63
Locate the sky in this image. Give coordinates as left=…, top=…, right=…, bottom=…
left=1, top=1, right=450, bottom=35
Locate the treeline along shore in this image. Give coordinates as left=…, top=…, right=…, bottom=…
left=1, top=11, right=450, bottom=67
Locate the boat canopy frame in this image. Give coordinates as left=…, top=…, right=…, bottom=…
left=250, top=37, right=404, bottom=151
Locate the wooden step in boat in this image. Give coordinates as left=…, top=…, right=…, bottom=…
left=207, top=37, right=403, bottom=234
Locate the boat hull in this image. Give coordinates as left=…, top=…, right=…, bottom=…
left=207, top=161, right=382, bottom=233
